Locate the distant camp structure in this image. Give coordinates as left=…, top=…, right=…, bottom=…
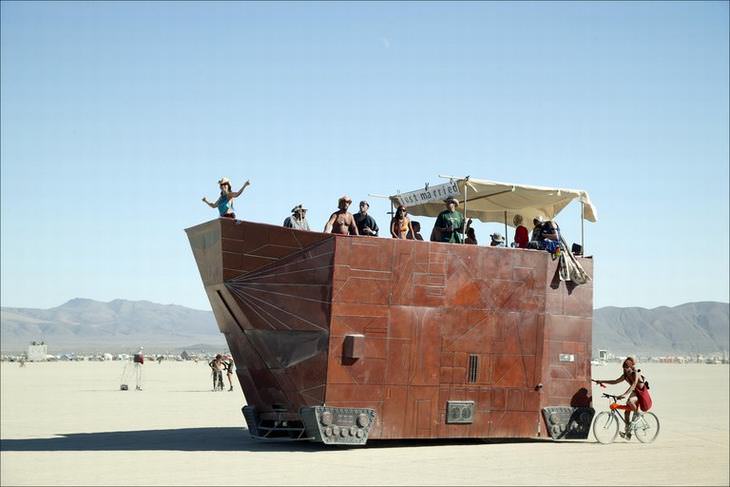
left=27, top=341, right=48, bottom=362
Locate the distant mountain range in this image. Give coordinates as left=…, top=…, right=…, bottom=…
left=0, top=298, right=224, bottom=353
left=1, top=298, right=728, bottom=356
left=593, top=302, right=728, bottom=356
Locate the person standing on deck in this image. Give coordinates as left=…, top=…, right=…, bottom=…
left=432, top=197, right=465, bottom=243
left=283, top=204, right=310, bottom=231
left=512, top=214, right=530, bottom=249
left=324, top=195, right=359, bottom=235
left=202, top=177, right=250, bottom=219
left=353, top=201, right=379, bottom=236
left=390, top=205, right=415, bottom=239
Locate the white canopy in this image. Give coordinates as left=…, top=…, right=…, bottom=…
left=390, top=177, right=597, bottom=227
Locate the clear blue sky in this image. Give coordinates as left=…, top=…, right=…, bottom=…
left=1, top=1, right=728, bottom=311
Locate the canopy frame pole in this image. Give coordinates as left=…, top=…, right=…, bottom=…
left=581, top=202, right=585, bottom=255
left=504, top=211, right=508, bottom=247
left=368, top=192, right=396, bottom=220
left=463, top=181, right=468, bottom=244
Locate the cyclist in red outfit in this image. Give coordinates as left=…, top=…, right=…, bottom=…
left=595, top=356, right=652, bottom=439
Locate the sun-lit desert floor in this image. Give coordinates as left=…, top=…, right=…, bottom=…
left=1, top=361, right=728, bottom=486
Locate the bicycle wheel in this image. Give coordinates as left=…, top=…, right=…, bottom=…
left=593, top=411, right=619, bottom=444
left=634, top=412, right=660, bottom=443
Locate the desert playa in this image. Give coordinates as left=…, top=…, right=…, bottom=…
left=1, top=362, right=728, bottom=486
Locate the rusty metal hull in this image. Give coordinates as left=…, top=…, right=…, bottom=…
left=186, top=218, right=594, bottom=443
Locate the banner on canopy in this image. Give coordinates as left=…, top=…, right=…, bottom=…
left=394, top=181, right=461, bottom=206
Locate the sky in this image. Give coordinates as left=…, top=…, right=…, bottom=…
left=1, top=1, right=728, bottom=311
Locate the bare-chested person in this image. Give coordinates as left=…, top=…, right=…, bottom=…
left=324, top=195, right=359, bottom=235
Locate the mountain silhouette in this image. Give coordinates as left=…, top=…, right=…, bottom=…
left=1, top=298, right=727, bottom=355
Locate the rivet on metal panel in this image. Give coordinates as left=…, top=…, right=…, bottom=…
left=357, top=413, right=370, bottom=428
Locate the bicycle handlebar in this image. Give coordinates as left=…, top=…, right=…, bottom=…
left=602, top=393, right=623, bottom=401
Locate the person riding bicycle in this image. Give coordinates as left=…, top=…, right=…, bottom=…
left=595, top=356, right=652, bottom=439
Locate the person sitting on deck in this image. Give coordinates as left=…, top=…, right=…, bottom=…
left=431, top=197, right=465, bottom=243
left=202, top=177, right=250, bottom=219
left=512, top=214, right=529, bottom=249
left=324, top=195, right=359, bottom=235
left=353, top=200, right=379, bottom=236
left=528, top=216, right=561, bottom=253
left=390, top=205, right=415, bottom=239
left=283, top=204, right=310, bottom=231
left=408, top=221, right=424, bottom=240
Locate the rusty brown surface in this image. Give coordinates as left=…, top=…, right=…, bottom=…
left=186, top=218, right=594, bottom=440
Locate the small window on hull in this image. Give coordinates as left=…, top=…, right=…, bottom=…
left=468, top=354, right=478, bottom=383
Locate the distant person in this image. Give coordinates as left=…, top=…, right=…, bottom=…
left=390, top=205, right=415, bottom=239
left=489, top=232, right=505, bottom=247
left=157, top=355, right=164, bottom=365
left=353, top=200, right=379, bottom=236
left=283, top=204, right=310, bottom=231
left=595, top=356, right=652, bottom=440
left=512, top=214, right=529, bottom=249
left=432, top=197, right=465, bottom=243
left=133, top=347, right=144, bottom=391
left=209, top=354, right=225, bottom=391
left=408, top=221, right=424, bottom=241
left=202, top=177, right=251, bottom=219
left=465, top=219, right=477, bottom=245
left=224, top=355, right=235, bottom=392
left=324, top=195, right=359, bottom=235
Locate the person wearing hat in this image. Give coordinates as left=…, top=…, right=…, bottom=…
left=283, top=204, right=310, bottom=231
left=431, top=196, right=466, bottom=243
left=489, top=232, right=505, bottom=247
left=353, top=200, right=379, bottom=237
left=202, top=177, right=251, bottom=219
left=324, top=195, right=359, bottom=235
left=513, top=214, right=529, bottom=249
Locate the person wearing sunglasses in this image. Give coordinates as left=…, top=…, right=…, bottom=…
left=390, top=205, right=415, bottom=239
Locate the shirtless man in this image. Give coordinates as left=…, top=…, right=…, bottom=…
left=324, top=195, right=359, bottom=235
left=595, top=356, right=652, bottom=439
